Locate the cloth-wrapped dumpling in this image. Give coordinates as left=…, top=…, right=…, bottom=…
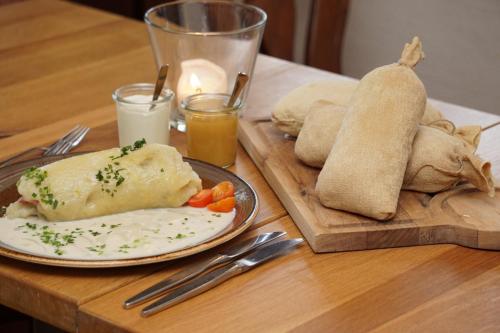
left=296, top=102, right=494, bottom=195
left=295, top=100, right=345, bottom=168
left=454, top=125, right=482, bottom=151
left=271, top=79, right=445, bottom=137
left=403, top=126, right=494, bottom=195
left=271, top=80, right=357, bottom=136
left=6, top=143, right=202, bottom=221
left=316, top=37, right=426, bottom=220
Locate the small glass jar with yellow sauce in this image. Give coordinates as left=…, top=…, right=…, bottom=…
left=181, top=93, right=242, bottom=168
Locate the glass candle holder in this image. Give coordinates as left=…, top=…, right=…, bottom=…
left=112, top=83, right=174, bottom=147
left=181, top=93, right=242, bottom=168
left=145, top=1, right=266, bottom=131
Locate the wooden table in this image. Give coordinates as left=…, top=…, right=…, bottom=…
left=1, top=1, right=500, bottom=332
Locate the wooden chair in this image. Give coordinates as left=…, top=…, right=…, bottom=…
left=247, top=0, right=350, bottom=74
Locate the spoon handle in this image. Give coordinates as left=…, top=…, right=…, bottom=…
left=150, top=65, right=169, bottom=110
left=227, top=72, right=249, bottom=107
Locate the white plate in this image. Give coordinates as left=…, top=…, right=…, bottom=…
left=0, top=154, right=258, bottom=268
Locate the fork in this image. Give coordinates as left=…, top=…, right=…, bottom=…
left=43, top=125, right=90, bottom=156
left=0, top=125, right=90, bottom=168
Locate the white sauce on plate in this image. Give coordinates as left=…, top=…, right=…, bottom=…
left=0, top=206, right=234, bottom=260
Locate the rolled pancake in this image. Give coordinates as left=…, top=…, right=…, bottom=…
left=6, top=143, right=202, bottom=221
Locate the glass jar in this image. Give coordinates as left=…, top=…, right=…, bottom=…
left=112, top=83, right=174, bottom=147
left=145, top=1, right=266, bottom=131
left=181, top=93, right=242, bottom=168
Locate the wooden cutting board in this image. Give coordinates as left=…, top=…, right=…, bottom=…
left=238, top=119, right=500, bottom=252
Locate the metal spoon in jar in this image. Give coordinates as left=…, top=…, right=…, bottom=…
left=149, top=64, right=169, bottom=111
left=227, top=72, right=249, bottom=108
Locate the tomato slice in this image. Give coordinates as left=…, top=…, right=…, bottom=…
left=187, top=189, right=213, bottom=208
left=19, top=198, right=39, bottom=206
left=212, top=181, right=235, bottom=202
left=207, top=196, right=235, bottom=213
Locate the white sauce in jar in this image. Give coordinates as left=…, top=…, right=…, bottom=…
left=0, top=206, right=234, bottom=260
left=115, top=94, right=171, bottom=147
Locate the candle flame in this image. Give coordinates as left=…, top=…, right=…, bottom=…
left=190, top=73, right=202, bottom=93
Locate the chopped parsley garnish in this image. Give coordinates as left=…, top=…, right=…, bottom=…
left=22, top=167, right=62, bottom=209
left=26, top=222, right=37, bottom=230
left=119, top=244, right=131, bottom=253
left=118, top=237, right=147, bottom=253
left=88, top=230, right=101, bottom=236
left=39, top=186, right=59, bottom=209
left=175, top=233, right=187, bottom=239
left=110, top=138, right=147, bottom=160
left=96, top=139, right=148, bottom=196
left=95, top=163, right=126, bottom=196
left=21, top=224, right=84, bottom=256
left=87, top=244, right=106, bottom=255
left=23, top=167, right=48, bottom=186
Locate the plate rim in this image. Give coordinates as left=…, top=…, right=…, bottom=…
left=0, top=153, right=259, bottom=268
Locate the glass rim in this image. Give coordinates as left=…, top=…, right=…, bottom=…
left=112, top=83, right=174, bottom=106
left=144, top=0, right=267, bottom=36
left=181, top=93, right=242, bottom=114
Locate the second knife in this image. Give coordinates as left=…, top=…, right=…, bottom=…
left=123, top=231, right=286, bottom=309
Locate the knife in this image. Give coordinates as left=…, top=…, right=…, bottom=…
left=141, top=238, right=303, bottom=317
left=123, top=231, right=287, bottom=309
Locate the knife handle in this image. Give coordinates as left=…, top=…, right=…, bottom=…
left=123, top=254, right=227, bottom=309
left=141, top=263, right=243, bottom=317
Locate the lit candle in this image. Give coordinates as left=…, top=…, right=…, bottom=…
left=176, top=59, right=228, bottom=103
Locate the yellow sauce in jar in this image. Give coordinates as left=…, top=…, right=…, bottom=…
left=183, top=94, right=240, bottom=168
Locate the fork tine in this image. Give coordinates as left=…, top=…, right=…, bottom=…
left=60, top=127, right=90, bottom=155
left=44, top=125, right=81, bottom=155
left=49, top=127, right=86, bottom=156
left=43, top=125, right=82, bottom=156
left=71, top=127, right=90, bottom=148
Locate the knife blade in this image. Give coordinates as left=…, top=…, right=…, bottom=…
left=123, top=231, right=286, bottom=309
left=141, top=238, right=304, bottom=317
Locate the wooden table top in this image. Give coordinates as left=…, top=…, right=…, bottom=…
left=1, top=1, right=500, bottom=332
